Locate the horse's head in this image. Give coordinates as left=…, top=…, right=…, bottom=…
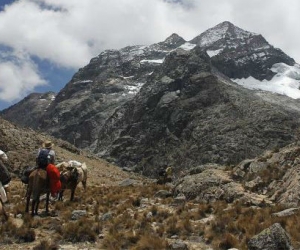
left=56, top=162, right=69, bottom=172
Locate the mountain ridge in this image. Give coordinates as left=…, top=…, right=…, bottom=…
left=1, top=21, right=300, bottom=176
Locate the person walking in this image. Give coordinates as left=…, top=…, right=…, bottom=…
left=0, top=149, right=10, bottom=203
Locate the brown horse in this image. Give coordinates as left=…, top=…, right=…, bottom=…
left=25, top=168, right=50, bottom=216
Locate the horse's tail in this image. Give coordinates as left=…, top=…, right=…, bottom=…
left=81, top=162, right=87, bottom=188
left=81, top=163, right=87, bottom=179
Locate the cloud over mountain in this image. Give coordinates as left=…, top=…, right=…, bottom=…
left=0, top=0, right=299, bottom=108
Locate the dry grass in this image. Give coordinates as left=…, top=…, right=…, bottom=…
left=1, top=180, right=300, bottom=249
left=33, top=240, right=59, bottom=250
left=62, top=218, right=98, bottom=243
left=203, top=201, right=300, bottom=249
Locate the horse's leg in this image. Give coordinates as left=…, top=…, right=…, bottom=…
left=34, top=194, right=41, bottom=216
left=70, top=186, right=77, bottom=201
left=35, top=199, right=40, bottom=215
left=0, top=200, right=8, bottom=221
left=25, top=188, right=31, bottom=213
left=31, top=198, right=36, bottom=216
left=82, top=180, right=87, bottom=189
left=45, top=192, right=50, bottom=214
left=58, top=190, right=64, bottom=201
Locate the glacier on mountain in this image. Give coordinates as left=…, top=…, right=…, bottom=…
left=232, top=63, right=300, bottom=99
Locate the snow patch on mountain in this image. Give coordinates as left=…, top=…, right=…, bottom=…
left=232, top=63, right=300, bottom=99
left=140, top=59, right=164, bottom=64
left=73, top=80, right=93, bottom=84
left=124, top=82, right=144, bottom=95
left=179, top=42, right=196, bottom=51
left=207, top=49, right=223, bottom=57
left=120, top=45, right=147, bottom=61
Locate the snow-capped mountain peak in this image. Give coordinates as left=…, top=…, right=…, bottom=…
left=163, top=33, right=186, bottom=45
left=190, top=21, right=255, bottom=48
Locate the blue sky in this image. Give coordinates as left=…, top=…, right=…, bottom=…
left=0, top=0, right=300, bottom=110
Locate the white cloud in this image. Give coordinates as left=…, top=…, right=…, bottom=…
left=0, top=55, right=47, bottom=102
left=0, top=0, right=300, bottom=104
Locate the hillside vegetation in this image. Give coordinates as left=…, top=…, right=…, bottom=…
left=1, top=118, right=300, bottom=249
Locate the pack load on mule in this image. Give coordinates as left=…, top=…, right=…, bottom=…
left=56, top=160, right=88, bottom=201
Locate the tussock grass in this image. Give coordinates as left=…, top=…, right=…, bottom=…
left=62, top=218, right=97, bottom=243
left=204, top=201, right=300, bottom=249
left=131, top=234, right=168, bottom=250
left=33, top=240, right=59, bottom=250
left=2, top=180, right=300, bottom=249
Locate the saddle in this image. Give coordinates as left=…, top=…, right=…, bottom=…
left=20, top=166, right=36, bottom=184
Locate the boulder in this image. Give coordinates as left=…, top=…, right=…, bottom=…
left=248, top=223, right=294, bottom=250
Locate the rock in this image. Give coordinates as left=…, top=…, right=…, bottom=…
left=101, top=212, right=112, bottom=221
left=174, top=168, right=242, bottom=202
left=154, top=190, right=172, bottom=198
left=248, top=223, right=294, bottom=250
left=122, top=167, right=133, bottom=172
left=169, top=240, right=189, bottom=250
left=71, top=210, right=87, bottom=220
left=172, top=195, right=186, bottom=206
left=119, top=178, right=136, bottom=187
left=272, top=208, right=300, bottom=217
left=188, top=236, right=203, bottom=243
left=245, top=176, right=263, bottom=190
left=249, top=162, right=269, bottom=174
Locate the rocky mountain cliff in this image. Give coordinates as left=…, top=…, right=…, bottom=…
left=2, top=21, right=300, bottom=176
left=95, top=47, right=300, bottom=176
left=0, top=92, right=55, bottom=129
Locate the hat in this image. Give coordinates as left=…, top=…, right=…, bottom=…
left=42, top=140, right=54, bottom=149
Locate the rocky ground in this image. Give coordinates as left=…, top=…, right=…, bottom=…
left=0, top=168, right=212, bottom=250
left=1, top=118, right=300, bottom=249
left=1, top=147, right=300, bottom=250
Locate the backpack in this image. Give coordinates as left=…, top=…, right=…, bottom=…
left=0, top=162, right=11, bottom=185
left=37, top=149, right=51, bottom=169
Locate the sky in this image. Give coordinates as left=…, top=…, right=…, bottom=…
left=0, top=0, right=299, bottom=110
